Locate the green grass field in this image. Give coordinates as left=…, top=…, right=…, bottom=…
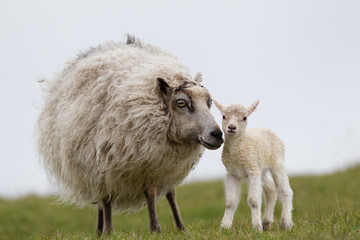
left=1, top=165, right=360, bottom=240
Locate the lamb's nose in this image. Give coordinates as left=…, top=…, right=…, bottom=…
left=210, top=128, right=223, bottom=140
left=228, top=125, right=236, bottom=130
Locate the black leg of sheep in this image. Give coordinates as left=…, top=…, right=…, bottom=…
left=96, top=198, right=113, bottom=236
left=96, top=188, right=185, bottom=235
left=144, top=188, right=162, bottom=233
left=166, top=188, right=185, bottom=231
left=96, top=206, right=104, bottom=236
left=144, top=187, right=185, bottom=233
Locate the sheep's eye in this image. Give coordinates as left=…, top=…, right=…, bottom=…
left=222, top=115, right=226, bottom=120
left=242, top=116, right=247, bottom=122
left=176, top=99, right=187, bottom=108
left=207, top=98, right=212, bottom=108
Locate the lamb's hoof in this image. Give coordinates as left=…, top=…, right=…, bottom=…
left=262, top=220, right=272, bottom=231
left=281, top=219, right=294, bottom=230
left=253, top=223, right=263, bottom=232
left=220, top=220, right=232, bottom=229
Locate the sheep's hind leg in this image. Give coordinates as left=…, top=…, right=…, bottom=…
left=96, top=204, right=104, bottom=236
left=144, top=188, right=161, bottom=233
left=166, top=188, right=185, bottom=231
left=261, top=170, right=277, bottom=230
left=221, top=173, right=242, bottom=229
left=102, top=198, right=113, bottom=235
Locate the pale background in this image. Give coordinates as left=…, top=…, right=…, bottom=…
left=1, top=0, right=359, bottom=198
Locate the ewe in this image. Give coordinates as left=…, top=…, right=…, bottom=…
left=213, top=99, right=294, bottom=231
left=37, top=35, right=223, bottom=235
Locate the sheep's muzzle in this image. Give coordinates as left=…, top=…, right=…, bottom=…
left=198, top=127, right=223, bottom=150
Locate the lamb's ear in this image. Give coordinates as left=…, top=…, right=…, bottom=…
left=157, top=78, right=172, bottom=97
left=248, top=100, right=259, bottom=114
left=194, top=72, right=203, bottom=83
left=213, top=99, right=224, bottom=113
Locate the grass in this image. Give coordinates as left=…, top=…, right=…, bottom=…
left=0, top=165, right=360, bottom=239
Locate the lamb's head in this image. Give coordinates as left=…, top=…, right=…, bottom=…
left=213, top=99, right=259, bottom=138
left=157, top=72, right=223, bottom=149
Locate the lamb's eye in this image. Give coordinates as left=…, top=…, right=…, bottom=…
left=176, top=99, right=187, bottom=108
left=242, top=116, right=247, bottom=122
left=223, top=115, right=226, bottom=120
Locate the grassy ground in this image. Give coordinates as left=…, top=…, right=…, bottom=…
left=1, top=165, right=359, bottom=239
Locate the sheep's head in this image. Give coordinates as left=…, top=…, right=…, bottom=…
left=157, top=72, right=223, bottom=149
left=213, top=99, right=259, bottom=138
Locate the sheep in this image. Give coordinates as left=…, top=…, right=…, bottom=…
left=36, top=35, right=223, bottom=235
left=213, top=99, right=294, bottom=231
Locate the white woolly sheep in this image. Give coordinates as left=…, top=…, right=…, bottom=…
left=37, top=35, right=223, bottom=235
left=213, top=99, right=294, bottom=231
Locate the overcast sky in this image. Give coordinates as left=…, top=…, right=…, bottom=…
left=1, top=0, right=359, bottom=198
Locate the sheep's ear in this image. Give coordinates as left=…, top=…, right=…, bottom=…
left=194, top=72, right=203, bottom=83
left=157, top=78, right=172, bottom=97
left=213, top=99, right=224, bottom=113
left=248, top=100, right=259, bottom=114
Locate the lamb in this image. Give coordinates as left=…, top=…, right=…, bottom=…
left=36, top=35, right=223, bottom=235
left=213, top=99, right=294, bottom=231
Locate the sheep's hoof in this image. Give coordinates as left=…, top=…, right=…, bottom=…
left=176, top=226, right=187, bottom=234
left=150, top=223, right=162, bottom=233
left=97, top=230, right=112, bottom=237
left=176, top=225, right=186, bottom=233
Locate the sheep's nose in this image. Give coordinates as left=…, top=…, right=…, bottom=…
left=210, top=128, right=223, bottom=140
left=228, top=125, right=236, bottom=130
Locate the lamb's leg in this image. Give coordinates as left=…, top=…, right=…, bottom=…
left=261, top=170, right=277, bottom=230
left=102, top=198, right=113, bottom=235
left=166, top=188, right=185, bottom=231
left=247, top=173, right=263, bottom=231
left=271, top=165, right=294, bottom=229
left=221, top=173, right=242, bottom=229
left=144, top=188, right=161, bottom=233
left=96, top=204, right=104, bottom=236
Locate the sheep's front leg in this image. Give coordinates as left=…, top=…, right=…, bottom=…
left=247, top=173, right=263, bottom=231
left=221, top=173, right=242, bottom=229
left=144, top=188, right=161, bottom=233
left=166, top=188, right=185, bottom=231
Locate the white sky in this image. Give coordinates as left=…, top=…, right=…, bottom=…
left=1, top=0, right=359, bottom=198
